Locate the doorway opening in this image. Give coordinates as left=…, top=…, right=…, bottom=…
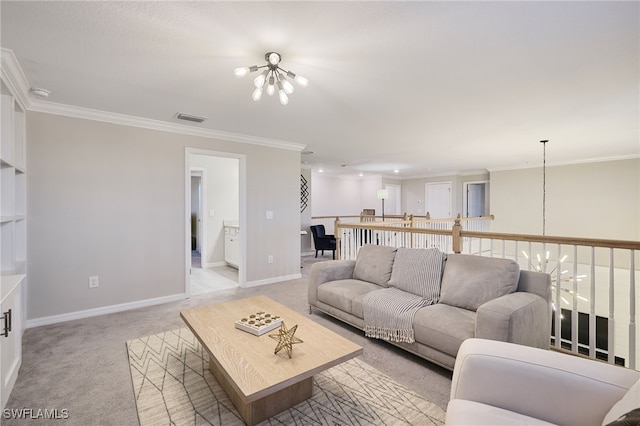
left=463, top=181, right=490, bottom=218
left=185, top=148, right=246, bottom=296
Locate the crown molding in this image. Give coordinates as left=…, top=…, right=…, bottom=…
left=0, top=48, right=30, bottom=110
left=1, top=48, right=305, bottom=153
left=28, top=100, right=306, bottom=152
left=487, top=154, right=640, bottom=173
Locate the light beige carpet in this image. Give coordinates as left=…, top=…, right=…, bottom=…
left=127, top=328, right=446, bottom=425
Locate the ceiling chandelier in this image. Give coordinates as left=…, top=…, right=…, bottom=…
left=522, top=140, right=588, bottom=312
left=234, top=52, right=308, bottom=105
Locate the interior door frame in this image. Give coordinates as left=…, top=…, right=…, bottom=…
left=185, top=148, right=246, bottom=297
left=190, top=168, right=205, bottom=267
left=463, top=180, right=489, bottom=218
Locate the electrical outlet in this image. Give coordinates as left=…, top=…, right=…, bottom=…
left=267, top=255, right=273, bottom=264
left=89, top=276, right=99, bottom=288
left=266, top=210, right=274, bottom=219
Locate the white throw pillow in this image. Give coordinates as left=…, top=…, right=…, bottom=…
left=602, top=378, right=640, bottom=425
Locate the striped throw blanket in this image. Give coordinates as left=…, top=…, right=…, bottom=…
left=363, top=288, right=433, bottom=343
left=362, top=248, right=446, bottom=344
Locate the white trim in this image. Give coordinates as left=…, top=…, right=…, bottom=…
left=28, top=99, right=305, bottom=152
left=185, top=148, right=246, bottom=296
left=204, top=261, right=228, bottom=268
left=487, top=154, right=640, bottom=172
left=462, top=180, right=490, bottom=218
left=242, top=273, right=302, bottom=288
left=190, top=167, right=206, bottom=268
left=25, top=293, right=186, bottom=329
left=0, top=48, right=30, bottom=111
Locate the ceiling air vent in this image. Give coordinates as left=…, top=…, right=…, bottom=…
left=175, top=112, right=207, bottom=123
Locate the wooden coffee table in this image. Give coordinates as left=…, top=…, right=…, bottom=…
left=180, top=295, right=363, bottom=425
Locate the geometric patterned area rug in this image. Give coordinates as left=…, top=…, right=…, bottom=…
left=127, top=328, right=446, bottom=425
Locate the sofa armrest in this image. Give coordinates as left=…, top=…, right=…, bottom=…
left=450, top=338, right=640, bottom=426
left=476, top=292, right=551, bottom=349
left=308, top=260, right=356, bottom=307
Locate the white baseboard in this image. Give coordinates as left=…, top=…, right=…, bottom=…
left=203, top=261, right=228, bottom=268
left=25, top=293, right=186, bottom=329
left=242, top=273, right=302, bottom=288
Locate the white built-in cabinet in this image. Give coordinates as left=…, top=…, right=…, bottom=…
left=224, top=222, right=240, bottom=268
left=0, top=75, right=26, bottom=410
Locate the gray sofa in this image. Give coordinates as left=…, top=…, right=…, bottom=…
left=308, top=244, right=552, bottom=370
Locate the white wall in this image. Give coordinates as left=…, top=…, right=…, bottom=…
left=26, top=111, right=301, bottom=321
left=190, top=155, right=239, bottom=266
left=490, top=158, right=640, bottom=240
left=360, top=177, right=384, bottom=215
left=311, top=173, right=367, bottom=216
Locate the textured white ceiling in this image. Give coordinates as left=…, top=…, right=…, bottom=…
left=1, top=1, right=638, bottom=177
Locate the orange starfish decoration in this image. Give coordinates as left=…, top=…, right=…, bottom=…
left=268, top=322, right=303, bottom=358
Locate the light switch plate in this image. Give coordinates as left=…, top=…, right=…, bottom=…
left=266, top=210, right=274, bottom=219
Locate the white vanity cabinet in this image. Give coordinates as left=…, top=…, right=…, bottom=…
left=224, top=222, right=239, bottom=268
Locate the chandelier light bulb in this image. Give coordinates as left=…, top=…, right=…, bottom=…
left=234, top=67, right=250, bottom=78
left=267, top=75, right=276, bottom=96
left=294, top=75, right=309, bottom=87
left=252, top=87, right=263, bottom=102
left=268, top=52, right=281, bottom=66
left=281, top=78, right=295, bottom=95
left=254, top=70, right=268, bottom=88
left=278, top=81, right=289, bottom=105
left=234, top=65, right=258, bottom=78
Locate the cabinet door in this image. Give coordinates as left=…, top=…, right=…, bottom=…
left=225, top=232, right=239, bottom=268
left=1, top=283, right=22, bottom=409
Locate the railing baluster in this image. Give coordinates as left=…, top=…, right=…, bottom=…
left=629, top=249, right=636, bottom=369
left=555, top=245, right=562, bottom=350
left=609, top=248, right=615, bottom=364
left=571, top=245, right=579, bottom=354
left=589, top=246, right=596, bottom=359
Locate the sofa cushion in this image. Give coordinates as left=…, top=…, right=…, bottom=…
left=317, top=279, right=382, bottom=315
left=388, top=247, right=446, bottom=301
left=446, top=399, right=556, bottom=425
left=603, top=378, right=640, bottom=425
left=413, top=303, right=476, bottom=356
left=440, top=254, right=520, bottom=311
left=353, top=244, right=397, bottom=287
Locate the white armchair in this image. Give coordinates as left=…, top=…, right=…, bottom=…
left=446, top=338, right=640, bottom=426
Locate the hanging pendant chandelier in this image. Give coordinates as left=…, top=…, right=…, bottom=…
left=521, top=140, right=589, bottom=312
left=234, top=52, right=308, bottom=105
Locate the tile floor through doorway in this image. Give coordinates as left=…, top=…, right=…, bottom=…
left=190, top=252, right=334, bottom=294
left=191, top=251, right=239, bottom=294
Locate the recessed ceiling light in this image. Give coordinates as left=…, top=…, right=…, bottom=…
left=394, top=169, right=400, bottom=173
left=302, top=150, right=314, bottom=155
left=318, top=169, right=324, bottom=173
left=30, top=88, right=51, bottom=97
left=359, top=173, right=364, bottom=177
